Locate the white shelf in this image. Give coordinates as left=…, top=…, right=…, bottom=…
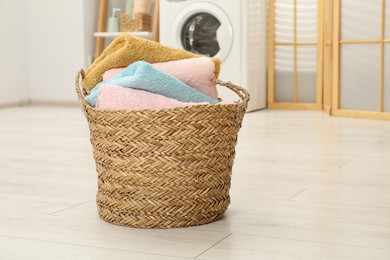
left=94, top=31, right=152, bottom=40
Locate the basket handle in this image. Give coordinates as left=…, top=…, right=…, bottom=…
left=214, top=79, right=250, bottom=105
left=75, top=69, right=88, bottom=102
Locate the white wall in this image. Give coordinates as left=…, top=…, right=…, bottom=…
left=26, top=0, right=98, bottom=103
left=0, top=0, right=28, bottom=106
left=0, top=0, right=98, bottom=106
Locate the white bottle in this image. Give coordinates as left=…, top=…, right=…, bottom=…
left=126, top=0, right=134, bottom=19
left=107, top=8, right=121, bottom=32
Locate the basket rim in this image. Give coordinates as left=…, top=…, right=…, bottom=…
left=75, top=69, right=250, bottom=113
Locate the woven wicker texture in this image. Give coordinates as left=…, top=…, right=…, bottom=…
left=76, top=70, right=249, bottom=228
left=120, top=13, right=151, bottom=32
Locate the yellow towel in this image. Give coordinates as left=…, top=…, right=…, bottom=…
left=83, top=34, right=221, bottom=91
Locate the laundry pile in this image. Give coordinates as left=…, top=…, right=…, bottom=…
left=82, top=34, right=223, bottom=111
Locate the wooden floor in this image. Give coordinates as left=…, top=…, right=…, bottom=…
left=1, top=106, right=390, bottom=259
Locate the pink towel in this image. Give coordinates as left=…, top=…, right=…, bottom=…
left=96, top=85, right=208, bottom=111
left=102, top=58, right=218, bottom=100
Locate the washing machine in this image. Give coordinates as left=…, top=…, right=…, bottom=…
left=159, top=0, right=267, bottom=111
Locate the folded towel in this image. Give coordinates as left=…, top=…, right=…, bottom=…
left=133, top=0, right=152, bottom=15
left=103, top=57, right=218, bottom=100
left=82, top=34, right=221, bottom=91
left=86, top=61, right=217, bottom=107
left=97, top=85, right=207, bottom=111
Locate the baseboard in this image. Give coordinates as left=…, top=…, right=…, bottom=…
left=0, top=99, right=78, bottom=109
left=0, top=101, right=27, bottom=109
left=29, top=100, right=79, bottom=107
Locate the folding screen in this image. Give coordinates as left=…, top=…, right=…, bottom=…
left=268, top=0, right=323, bottom=109
left=332, top=0, right=390, bottom=119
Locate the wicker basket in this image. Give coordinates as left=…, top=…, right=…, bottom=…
left=75, top=69, right=249, bottom=228
left=120, top=13, right=151, bottom=32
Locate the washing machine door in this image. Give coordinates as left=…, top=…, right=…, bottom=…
left=172, top=2, right=233, bottom=62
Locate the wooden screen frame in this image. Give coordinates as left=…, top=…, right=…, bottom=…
left=331, top=0, right=390, bottom=120
left=268, top=0, right=324, bottom=110
left=323, top=0, right=333, bottom=115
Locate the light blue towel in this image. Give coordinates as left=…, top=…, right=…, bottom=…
left=86, top=61, right=217, bottom=107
